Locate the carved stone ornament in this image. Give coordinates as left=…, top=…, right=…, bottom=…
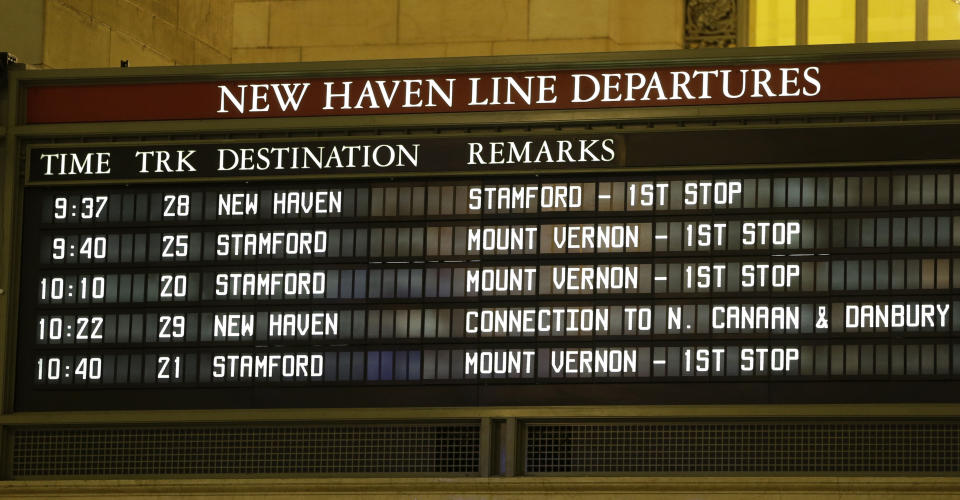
left=684, top=0, right=738, bottom=49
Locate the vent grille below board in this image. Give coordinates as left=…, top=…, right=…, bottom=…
left=524, top=421, right=960, bottom=474
left=10, top=423, right=480, bottom=478
left=12, top=420, right=960, bottom=477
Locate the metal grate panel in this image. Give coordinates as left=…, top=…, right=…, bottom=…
left=524, top=421, right=960, bottom=474
left=11, top=422, right=480, bottom=477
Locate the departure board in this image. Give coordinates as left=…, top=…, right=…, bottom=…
left=15, top=126, right=960, bottom=411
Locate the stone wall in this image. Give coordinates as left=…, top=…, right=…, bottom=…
left=40, top=0, right=234, bottom=68
left=232, top=0, right=683, bottom=63
left=31, top=0, right=684, bottom=68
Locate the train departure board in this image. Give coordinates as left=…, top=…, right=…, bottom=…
left=11, top=52, right=960, bottom=412
left=13, top=127, right=960, bottom=412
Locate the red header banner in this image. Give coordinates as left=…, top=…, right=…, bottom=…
left=25, top=58, right=960, bottom=124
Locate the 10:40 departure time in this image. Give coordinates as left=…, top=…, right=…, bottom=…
left=36, top=357, right=102, bottom=381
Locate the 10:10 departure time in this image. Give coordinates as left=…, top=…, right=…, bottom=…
left=39, top=276, right=105, bottom=300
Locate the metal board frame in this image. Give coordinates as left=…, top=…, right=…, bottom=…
left=4, top=41, right=960, bottom=443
